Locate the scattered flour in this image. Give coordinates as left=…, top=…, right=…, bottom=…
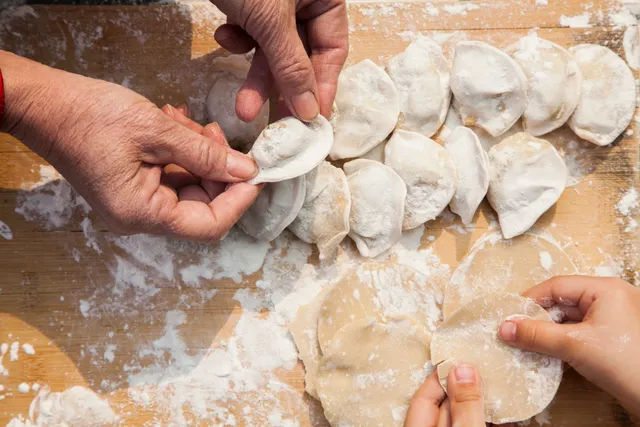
left=560, top=12, right=591, bottom=28
left=18, top=383, right=30, bottom=394
left=22, top=344, right=35, bottom=355
left=0, top=219, right=13, bottom=240
left=617, top=188, right=639, bottom=216
left=539, top=251, right=554, bottom=271
left=442, top=3, right=480, bottom=15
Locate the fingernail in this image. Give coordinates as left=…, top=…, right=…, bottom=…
left=163, top=104, right=176, bottom=117
left=500, top=321, right=517, bottom=342
left=291, top=91, right=319, bottom=121
left=226, top=151, right=257, bottom=179
left=455, top=365, right=476, bottom=383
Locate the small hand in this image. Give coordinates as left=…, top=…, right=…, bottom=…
left=405, top=365, right=488, bottom=427
left=499, top=276, right=640, bottom=417
left=212, top=0, right=349, bottom=121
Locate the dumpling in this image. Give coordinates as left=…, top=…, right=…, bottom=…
left=237, top=177, right=306, bottom=242
left=444, top=126, right=490, bottom=225
left=384, top=130, right=457, bottom=230
left=624, top=25, right=639, bottom=70
left=344, top=159, right=406, bottom=257
left=508, top=36, right=582, bottom=136
left=451, top=41, right=528, bottom=137
left=568, top=44, right=637, bottom=146
left=248, top=115, right=333, bottom=184
left=206, top=56, right=269, bottom=152
left=487, top=133, right=568, bottom=239
left=386, top=36, right=451, bottom=137
left=289, top=162, right=351, bottom=259
left=330, top=60, right=400, bottom=160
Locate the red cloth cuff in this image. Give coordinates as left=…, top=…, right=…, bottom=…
left=0, top=69, right=4, bottom=129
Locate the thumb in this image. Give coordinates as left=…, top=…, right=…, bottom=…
left=257, top=24, right=319, bottom=121
left=447, top=365, right=485, bottom=427
left=499, top=317, right=576, bottom=363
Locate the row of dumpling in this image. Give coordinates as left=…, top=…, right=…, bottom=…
left=206, top=36, right=636, bottom=257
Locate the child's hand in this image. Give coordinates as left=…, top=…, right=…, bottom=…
left=499, top=276, right=640, bottom=416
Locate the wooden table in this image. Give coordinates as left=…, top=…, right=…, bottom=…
left=0, top=0, right=638, bottom=425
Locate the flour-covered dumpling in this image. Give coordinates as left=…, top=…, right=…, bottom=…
left=237, top=176, right=305, bottom=241
left=488, top=133, right=567, bottom=239
left=432, top=293, right=563, bottom=424
left=289, top=162, right=351, bottom=259
left=330, top=60, right=400, bottom=160
left=451, top=41, right=528, bottom=137
left=248, top=116, right=333, bottom=184
left=444, top=127, right=490, bottom=224
left=509, top=36, right=582, bottom=136
left=385, top=130, right=457, bottom=230
left=317, top=318, right=432, bottom=427
left=206, top=57, right=269, bottom=152
left=569, top=44, right=636, bottom=146
left=344, top=159, right=406, bottom=257
left=624, top=25, right=639, bottom=70
left=387, top=36, right=451, bottom=137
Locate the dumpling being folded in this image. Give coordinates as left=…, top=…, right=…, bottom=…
left=344, top=159, right=406, bottom=258
left=384, top=130, right=457, bottom=230
left=248, top=116, right=333, bottom=184
left=289, top=162, right=351, bottom=259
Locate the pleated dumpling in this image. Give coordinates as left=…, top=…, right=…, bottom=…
left=289, top=162, right=351, bottom=259
left=344, top=159, right=406, bottom=257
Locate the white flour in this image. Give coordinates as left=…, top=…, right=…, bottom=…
left=560, top=12, right=592, bottom=28
left=0, top=219, right=12, bottom=240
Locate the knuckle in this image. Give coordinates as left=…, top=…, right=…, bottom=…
left=517, top=322, right=539, bottom=349
left=453, top=382, right=483, bottom=403
left=198, top=139, right=227, bottom=175
left=276, top=57, right=314, bottom=88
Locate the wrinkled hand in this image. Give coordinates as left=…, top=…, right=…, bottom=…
left=213, top=0, right=349, bottom=121
left=3, top=53, right=260, bottom=241
left=405, top=365, right=493, bottom=427
left=500, top=276, right=640, bottom=416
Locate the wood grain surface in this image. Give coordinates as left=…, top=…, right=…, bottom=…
left=0, top=0, right=638, bottom=425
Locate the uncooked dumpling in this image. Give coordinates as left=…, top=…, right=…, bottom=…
left=451, top=41, right=528, bottom=137
left=317, top=318, right=432, bottom=427
left=624, top=25, right=639, bottom=70
left=344, top=159, right=406, bottom=257
left=431, top=293, right=563, bottom=424
left=384, top=130, right=457, bottom=230
left=317, top=261, right=443, bottom=354
left=444, top=126, right=490, bottom=224
left=289, top=286, right=333, bottom=400
left=330, top=60, right=400, bottom=160
left=488, top=133, right=567, bottom=239
left=509, top=36, right=582, bottom=136
left=248, top=116, right=333, bottom=184
left=443, top=231, right=578, bottom=318
left=386, top=36, right=451, bottom=137
left=237, top=176, right=305, bottom=241
left=568, top=44, right=636, bottom=146
left=206, top=56, right=269, bottom=152
left=289, top=162, right=351, bottom=259
left=358, top=139, right=387, bottom=162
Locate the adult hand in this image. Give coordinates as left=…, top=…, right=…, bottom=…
left=212, top=0, right=349, bottom=121
left=2, top=51, right=260, bottom=241
left=499, top=276, right=640, bottom=417
left=404, top=365, right=488, bottom=427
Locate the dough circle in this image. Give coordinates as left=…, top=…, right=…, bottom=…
left=317, top=261, right=443, bottom=354
left=443, top=232, right=578, bottom=318
left=431, top=293, right=563, bottom=424
left=316, top=318, right=432, bottom=427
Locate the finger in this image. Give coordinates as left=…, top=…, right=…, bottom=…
left=203, top=122, right=231, bottom=147
left=201, top=179, right=227, bottom=200
left=178, top=184, right=211, bottom=203
left=404, top=372, right=446, bottom=427
left=436, top=399, right=451, bottom=427
left=446, top=365, right=485, bottom=427
left=299, top=0, right=349, bottom=117
left=236, top=48, right=273, bottom=122
left=524, top=275, right=613, bottom=316
left=499, top=317, right=579, bottom=364
left=151, top=182, right=260, bottom=241
left=140, top=113, right=257, bottom=182
left=214, top=24, right=257, bottom=54
left=161, top=104, right=204, bottom=134
left=161, top=164, right=200, bottom=188
left=246, top=13, right=319, bottom=120
left=176, top=104, right=190, bottom=118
